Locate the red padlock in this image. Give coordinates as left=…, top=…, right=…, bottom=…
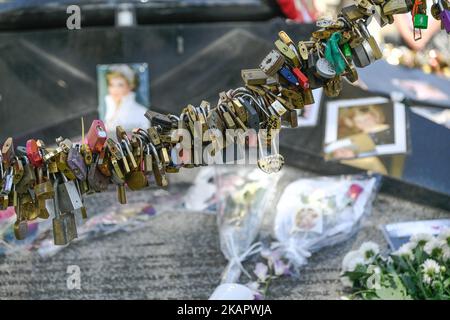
left=26, top=139, right=43, bottom=167
left=85, top=120, right=107, bottom=153
left=292, top=68, right=310, bottom=90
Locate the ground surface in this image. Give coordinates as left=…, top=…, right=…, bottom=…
left=0, top=167, right=448, bottom=300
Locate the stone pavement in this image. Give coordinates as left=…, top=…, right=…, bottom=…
left=0, top=167, right=448, bottom=299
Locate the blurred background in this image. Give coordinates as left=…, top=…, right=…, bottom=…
left=0, top=0, right=448, bottom=206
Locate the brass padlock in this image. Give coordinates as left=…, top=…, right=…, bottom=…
left=52, top=179, right=77, bottom=245
left=34, top=167, right=55, bottom=201
left=14, top=202, right=28, bottom=240
left=125, top=171, right=148, bottom=191
left=56, top=152, right=76, bottom=180
left=117, top=184, right=127, bottom=204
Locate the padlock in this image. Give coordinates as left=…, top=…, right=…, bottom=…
left=357, top=20, right=383, bottom=60
left=438, top=0, right=450, bottom=33
left=87, top=159, right=110, bottom=192
left=239, top=97, right=260, bottom=132
left=207, top=108, right=226, bottom=137
left=73, top=180, right=88, bottom=219
left=383, top=0, right=412, bottom=16
left=278, top=66, right=300, bottom=87
left=80, top=143, right=93, bottom=165
left=144, top=111, right=173, bottom=130
left=117, top=126, right=138, bottom=171
left=57, top=174, right=83, bottom=213
left=56, top=137, right=73, bottom=154
left=147, top=127, right=161, bottom=146
left=291, top=68, right=310, bottom=89
left=373, top=3, right=393, bottom=27
left=352, top=40, right=375, bottom=67
left=355, top=0, right=376, bottom=15
left=125, top=171, right=148, bottom=191
left=275, top=40, right=300, bottom=67
left=143, top=146, right=153, bottom=174
left=97, top=149, right=112, bottom=177
left=56, top=152, right=77, bottom=180
left=1, top=137, right=15, bottom=168
left=47, top=160, right=59, bottom=174
left=85, top=120, right=107, bottom=153
left=259, top=50, right=285, bottom=76
left=148, top=143, right=168, bottom=187
left=231, top=99, right=248, bottom=124
left=241, top=69, right=269, bottom=85
left=270, top=100, right=288, bottom=117
left=342, top=4, right=366, bottom=21
left=67, top=146, right=87, bottom=181
left=15, top=158, right=36, bottom=193
left=297, top=41, right=310, bottom=61
left=111, top=157, right=125, bottom=180
left=37, top=198, right=50, bottom=219
left=282, top=109, right=299, bottom=128
left=34, top=167, right=54, bottom=200
left=220, top=105, right=236, bottom=129
left=50, top=178, right=77, bottom=245
left=342, top=43, right=352, bottom=58
left=14, top=203, right=28, bottom=240
left=257, top=132, right=285, bottom=174
left=26, top=139, right=43, bottom=168
left=117, top=184, right=127, bottom=204
left=302, top=89, right=315, bottom=105
left=12, top=156, right=24, bottom=185
left=414, top=13, right=428, bottom=29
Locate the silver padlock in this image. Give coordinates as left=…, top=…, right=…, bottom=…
left=58, top=174, right=83, bottom=212
left=352, top=40, right=375, bottom=68
left=52, top=178, right=78, bottom=245
left=316, top=58, right=337, bottom=79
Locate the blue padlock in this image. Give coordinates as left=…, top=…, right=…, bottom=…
left=278, top=66, right=299, bottom=87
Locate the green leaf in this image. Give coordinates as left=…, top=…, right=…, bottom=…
left=375, top=286, right=412, bottom=300
left=443, top=278, right=450, bottom=289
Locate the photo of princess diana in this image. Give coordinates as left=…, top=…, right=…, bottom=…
left=97, top=63, right=150, bottom=132
left=324, top=96, right=407, bottom=161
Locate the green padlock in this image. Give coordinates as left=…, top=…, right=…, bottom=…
left=414, top=14, right=429, bottom=29
left=342, top=43, right=352, bottom=58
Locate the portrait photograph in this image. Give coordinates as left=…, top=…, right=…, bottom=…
left=323, top=97, right=407, bottom=160
left=97, top=63, right=150, bottom=132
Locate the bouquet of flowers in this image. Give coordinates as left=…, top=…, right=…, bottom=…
left=215, top=165, right=281, bottom=285
left=341, top=229, right=450, bottom=300
left=268, top=174, right=380, bottom=268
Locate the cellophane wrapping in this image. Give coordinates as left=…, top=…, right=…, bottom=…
left=215, top=165, right=281, bottom=284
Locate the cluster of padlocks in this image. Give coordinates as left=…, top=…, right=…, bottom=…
left=0, top=0, right=449, bottom=245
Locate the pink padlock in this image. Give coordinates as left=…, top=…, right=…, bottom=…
left=85, top=120, right=107, bottom=153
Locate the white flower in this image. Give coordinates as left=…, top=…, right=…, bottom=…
left=359, top=241, right=380, bottom=263
left=393, top=242, right=415, bottom=260
left=423, top=274, right=433, bottom=285
left=438, top=228, right=450, bottom=247
left=424, top=239, right=445, bottom=257
left=346, top=257, right=366, bottom=272
left=340, top=275, right=353, bottom=288
left=367, top=265, right=381, bottom=275
left=421, top=259, right=442, bottom=285
left=254, top=263, right=269, bottom=282
left=410, top=233, right=433, bottom=248
left=443, top=246, right=450, bottom=262
left=342, top=250, right=363, bottom=272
